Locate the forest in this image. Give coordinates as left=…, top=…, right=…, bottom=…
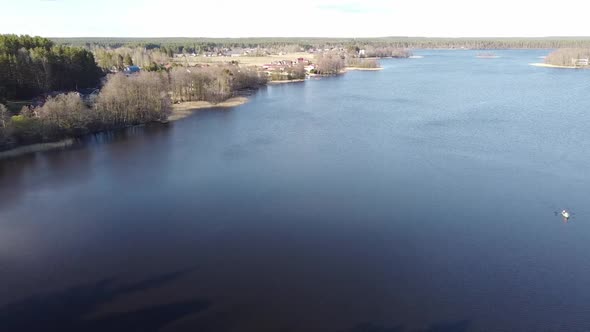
left=52, top=36, right=590, bottom=53
left=0, top=34, right=102, bottom=101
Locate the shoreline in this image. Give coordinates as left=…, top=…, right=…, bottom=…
left=0, top=66, right=384, bottom=159
left=529, top=63, right=585, bottom=69
left=0, top=97, right=251, bottom=159
left=268, top=79, right=306, bottom=84
left=168, top=96, right=250, bottom=121
left=344, top=67, right=384, bottom=71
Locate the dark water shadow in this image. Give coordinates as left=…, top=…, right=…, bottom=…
left=0, top=123, right=173, bottom=211
left=0, top=146, right=93, bottom=211
left=0, top=268, right=209, bottom=332
left=347, top=323, right=405, bottom=332
left=345, top=320, right=471, bottom=332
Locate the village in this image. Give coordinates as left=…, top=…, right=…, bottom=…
left=90, top=43, right=413, bottom=83
left=167, top=47, right=350, bottom=79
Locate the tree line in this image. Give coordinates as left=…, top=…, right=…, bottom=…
left=0, top=64, right=266, bottom=151
left=0, top=34, right=102, bottom=101
left=52, top=37, right=590, bottom=53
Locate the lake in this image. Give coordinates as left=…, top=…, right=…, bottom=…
left=1, top=50, right=590, bottom=332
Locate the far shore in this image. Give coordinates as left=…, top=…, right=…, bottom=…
left=529, top=63, right=584, bottom=69
left=169, top=96, right=250, bottom=121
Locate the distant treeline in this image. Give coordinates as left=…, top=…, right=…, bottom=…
left=52, top=37, right=590, bottom=52
left=0, top=65, right=265, bottom=151
left=0, top=34, right=102, bottom=101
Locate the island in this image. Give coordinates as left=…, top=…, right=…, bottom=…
left=531, top=48, right=590, bottom=69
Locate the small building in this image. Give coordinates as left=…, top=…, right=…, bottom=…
left=304, top=64, right=316, bottom=72
left=573, top=58, right=589, bottom=66
left=297, top=57, right=310, bottom=65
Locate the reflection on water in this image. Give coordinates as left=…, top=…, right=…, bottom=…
left=1, top=50, right=590, bottom=331
left=0, top=269, right=209, bottom=332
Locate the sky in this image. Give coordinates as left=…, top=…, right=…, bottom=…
left=1, top=0, right=590, bottom=38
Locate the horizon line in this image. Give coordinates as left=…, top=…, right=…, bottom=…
left=44, top=35, right=590, bottom=39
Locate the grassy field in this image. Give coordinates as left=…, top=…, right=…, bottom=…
left=174, top=52, right=313, bottom=67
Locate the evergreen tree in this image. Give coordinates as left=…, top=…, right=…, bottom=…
left=0, top=34, right=102, bottom=100
left=124, top=53, right=133, bottom=66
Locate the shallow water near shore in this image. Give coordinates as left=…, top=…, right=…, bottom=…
left=1, top=49, right=590, bottom=332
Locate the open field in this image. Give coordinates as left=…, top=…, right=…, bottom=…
left=174, top=52, right=313, bottom=67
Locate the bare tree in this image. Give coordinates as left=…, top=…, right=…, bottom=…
left=94, top=72, right=171, bottom=128
left=35, top=93, right=90, bottom=137
left=315, top=53, right=344, bottom=75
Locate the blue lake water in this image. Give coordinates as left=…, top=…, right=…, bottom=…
left=1, top=50, right=590, bottom=331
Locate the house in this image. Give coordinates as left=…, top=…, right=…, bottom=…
left=297, top=57, right=310, bottom=65
left=77, top=88, right=100, bottom=104
left=573, top=58, right=589, bottom=66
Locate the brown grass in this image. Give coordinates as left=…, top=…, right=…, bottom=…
left=168, top=97, right=249, bottom=121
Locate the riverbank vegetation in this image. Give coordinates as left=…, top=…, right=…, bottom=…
left=544, top=48, right=590, bottom=67
left=169, top=66, right=266, bottom=102
left=0, top=64, right=265, bottom=151
left=345, top=58, right=380, bottom=69
left=314, top=53, right=345, bottom=75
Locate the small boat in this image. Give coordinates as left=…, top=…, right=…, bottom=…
left=561, top=210, right=570, bottom=220
left=409, top=55, right=424, bottom=59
